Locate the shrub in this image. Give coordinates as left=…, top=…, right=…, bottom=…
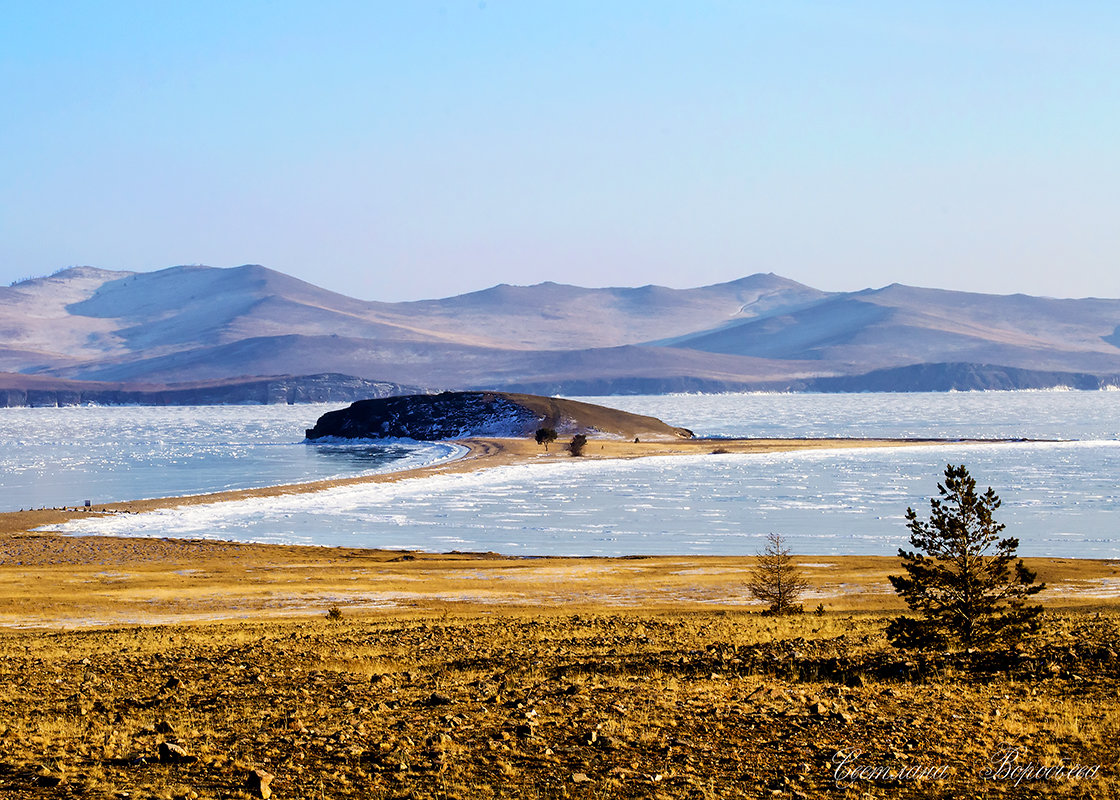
left=534, top=427, right=558, bottom=451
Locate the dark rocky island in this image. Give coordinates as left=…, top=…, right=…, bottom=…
left=305, top=391, right=694, bottom=441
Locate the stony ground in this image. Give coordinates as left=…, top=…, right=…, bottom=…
left=1, top=608, right=1117, bottom=799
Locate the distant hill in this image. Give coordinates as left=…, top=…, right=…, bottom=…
left=670, top=284, right=1120, bottom=374
left=1, top=263, right=1119, bottom=402
left=0, top=372, right=421, bottom=407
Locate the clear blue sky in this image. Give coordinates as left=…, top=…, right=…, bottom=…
left=2, top=1, right=1118, bottom=301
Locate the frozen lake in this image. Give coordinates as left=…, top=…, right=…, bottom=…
left=19, top=391, right=1120, bottom=558
left=0, top=404, right=460, bottom=511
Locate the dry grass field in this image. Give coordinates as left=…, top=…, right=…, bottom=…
left=0, top=604, right=1117, bottom=799
left=0, top=536, right=1117, bottom=628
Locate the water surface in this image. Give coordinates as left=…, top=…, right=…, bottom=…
left=35, top=392, right=1120, bottom=558
left=0, top=404, right=459, bottom=510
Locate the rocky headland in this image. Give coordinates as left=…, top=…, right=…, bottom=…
left=304, top=392, right=694, bottom=441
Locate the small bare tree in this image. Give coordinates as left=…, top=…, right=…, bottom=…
left=748, top=533, right=809, bottom=614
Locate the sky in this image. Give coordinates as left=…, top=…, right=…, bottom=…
left=2, top=1, right=1119, bottom=301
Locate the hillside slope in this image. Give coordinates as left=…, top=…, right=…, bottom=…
left=2, top=264, right=1120, bottom=395
left=670, top=284, right=1120, bottom=374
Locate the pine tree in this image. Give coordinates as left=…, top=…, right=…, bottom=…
left=748, top=533, right=809, bottom=614
left=887, top=464, right=1044, bottom=650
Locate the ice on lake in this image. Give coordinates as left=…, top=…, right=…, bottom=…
left=10, top=391, right=1120, bottom=558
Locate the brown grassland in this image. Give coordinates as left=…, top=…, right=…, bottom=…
left=1, top=602, right=1117, bottom=799
left=1, top=437, right=1118, bottom=798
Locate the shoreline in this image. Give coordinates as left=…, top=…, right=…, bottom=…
left=2, top=435, right=1117, bottom=629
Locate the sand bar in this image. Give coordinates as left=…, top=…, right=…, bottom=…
left=0, top=435, right=993, bottom=537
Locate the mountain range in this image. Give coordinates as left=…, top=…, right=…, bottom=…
left=2, top=264, right=1119, bottom=404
